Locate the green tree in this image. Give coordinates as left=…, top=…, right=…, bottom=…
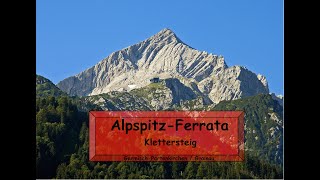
left=196, top=162, right=207, bottom=178
left=184, top=162, right=197, bottom=179
left=172, top=162, right=182, bottom=178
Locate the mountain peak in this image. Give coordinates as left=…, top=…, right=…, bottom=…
left=158, top=28, right=175, bottom=35
left=149, top=28, right=182, bottom=44
left=58, top=29, right=269, bottom=104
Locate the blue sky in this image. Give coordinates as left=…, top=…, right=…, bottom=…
left=36, top=0, right=283, bottom=95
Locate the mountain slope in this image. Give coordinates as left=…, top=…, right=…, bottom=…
left=85, top=77, right=215, bottom=111
left=212, top=94, right=283, bottom=165
left=36, top=75, right=66, bottom=97
left=57, top=28, right=268, bottom=104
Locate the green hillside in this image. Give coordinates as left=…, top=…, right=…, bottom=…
left=36, top=75, right=283, bottom=179
left=36, top=75, right=67, bottom=97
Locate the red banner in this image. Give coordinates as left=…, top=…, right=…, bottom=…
left=89, top=111, right=244, bottom=161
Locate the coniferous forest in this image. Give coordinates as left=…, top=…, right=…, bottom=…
left=36, top=75, right=283, bottom=179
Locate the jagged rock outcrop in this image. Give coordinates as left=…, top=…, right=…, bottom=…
left=57, top=28, right=269, bottom=104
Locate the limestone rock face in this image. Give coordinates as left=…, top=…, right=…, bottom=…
left=198, top=66, right=269, bottom=104
left=57, top=28, right=269, bottom=104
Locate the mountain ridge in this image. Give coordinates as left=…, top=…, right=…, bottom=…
left=57, top=28, right=269, bottom=104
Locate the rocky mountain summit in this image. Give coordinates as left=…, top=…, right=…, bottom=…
left=57, top=28, right=269, bottom=104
